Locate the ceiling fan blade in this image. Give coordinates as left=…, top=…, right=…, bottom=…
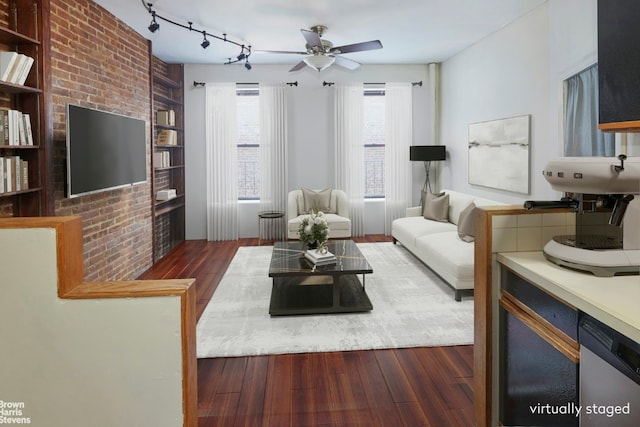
left=301, top=29, right=324, bottom=50
left=330, top=40, right=383, bottom=54
left=289, top=60, right=307, bottom=72
left=333, top=55, right=361, bottom=70
left=254, top=49, right=308, bottom=55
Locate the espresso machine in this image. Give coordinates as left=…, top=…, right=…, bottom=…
left=526, top=155, right=639, bottom=277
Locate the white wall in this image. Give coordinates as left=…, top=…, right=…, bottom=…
left=0, top=228, right=184, bottom=427
left=439, top=0, right=634, bottom=206
left=184, top=64, right=433, bottom=239
left=440, top=2, right=553, bottom=204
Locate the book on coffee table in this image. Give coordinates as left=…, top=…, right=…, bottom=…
left=304, top=249, right=337, bottom=266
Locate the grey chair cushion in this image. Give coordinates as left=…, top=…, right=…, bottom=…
left=302, top=188, right=333, bottom=213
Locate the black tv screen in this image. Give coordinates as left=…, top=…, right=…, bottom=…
left=66, top=104, right=147, bottom=197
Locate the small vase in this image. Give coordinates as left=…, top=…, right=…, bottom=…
left=307, top=241, right=318, bottom=250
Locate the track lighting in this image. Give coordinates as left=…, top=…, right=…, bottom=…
left=201, top=31, right=210, bottom=49
left=148, top=11, right=159, bottom=33
left=142, top=1, right=251, bottom=66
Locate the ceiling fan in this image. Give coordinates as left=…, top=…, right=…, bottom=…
left=257, top=25, right=383, bottom=72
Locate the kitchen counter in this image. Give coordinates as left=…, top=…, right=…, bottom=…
left=497, top=251, right=640, bottom=344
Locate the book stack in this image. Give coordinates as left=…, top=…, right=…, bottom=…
left=304, top=248, right=337, bottom=266
left=156, top=110, right=175, bottom=126
left=0, top=52, right=35, bottom=85
left=153, top=151, right=171, bottom=168
left=0, top=109, right=34, bottom=146
left=0, top=155, right=28, bottom=193
left=156, top=189, right=177, bottom=201
left=156, top=129, right=178, bottom=145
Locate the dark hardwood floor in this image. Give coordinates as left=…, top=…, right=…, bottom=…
left=139, top=236, right=474, bottom=426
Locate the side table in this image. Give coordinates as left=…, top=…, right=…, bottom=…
left=258, top=211, right=286, bottom=246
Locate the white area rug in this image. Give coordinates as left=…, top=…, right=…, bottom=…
left=196, top=242, right=474, bottom=358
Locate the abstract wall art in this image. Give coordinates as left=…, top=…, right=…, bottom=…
left=468, top=115, right=530, bottom=194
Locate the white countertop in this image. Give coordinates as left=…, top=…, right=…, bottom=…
left=497, top=251, right=640, bottom=343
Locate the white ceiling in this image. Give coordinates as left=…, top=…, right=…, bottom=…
left=94, top=0, right=546, bottom=67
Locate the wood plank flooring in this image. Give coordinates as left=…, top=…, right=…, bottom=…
left=139, top=237, right=474, bottom=426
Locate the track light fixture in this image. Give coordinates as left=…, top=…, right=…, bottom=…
left=142, top=1, right=251, bottom=66
left=148, top=11, right=159, bottom=33
left=201, top=31, right=210, bottom=49
left=223, top=44, right=253, bottom=70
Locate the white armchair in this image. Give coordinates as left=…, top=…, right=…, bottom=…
left=287, top=189, right=352, bottom=239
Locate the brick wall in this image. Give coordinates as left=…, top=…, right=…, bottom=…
left=50, top=0, right=153, bottom=281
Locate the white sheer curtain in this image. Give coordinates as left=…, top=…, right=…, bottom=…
left=334, top=84, right=365, bottom=237
left=565, top=64, right=615, bottom=156
left=259, top=84, right=288, bottom=239
left=205, top=83, right=238, bottom=241
left=384, top=82, right=413, bottom=235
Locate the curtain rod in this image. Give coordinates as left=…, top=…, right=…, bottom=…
left=193, top=80, right=421, bottom=88
left=322, top=81, right=422, bottom=87
left=192, top=81, right=298, bottom=87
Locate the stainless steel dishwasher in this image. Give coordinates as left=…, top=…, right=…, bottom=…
left=579, top=313, right=640, bottom=426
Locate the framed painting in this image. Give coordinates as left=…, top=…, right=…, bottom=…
left=468, top=115, right=530, bottom=194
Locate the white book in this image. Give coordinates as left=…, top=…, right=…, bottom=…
left=6, top=110, right=16, bottom=145
left=13, top=155, right=21, bottom=191
left=6, top=54, right=26, bottom=84
left=9, top=110, right=20, bottom=145
left=304, top=249, right=337, bottom=266
left=17, top=112, right=26, bottom=145
left=0, top=52, right=19, bottom=82
left=5, top=157, right=13, bottom=192
left=22, top=114, right=34, bottom=145
left=16, top=55, right=34, bottom=85
left=21, top=159, right=28, bottom=190
left=0, top=156, right=4, bottom=193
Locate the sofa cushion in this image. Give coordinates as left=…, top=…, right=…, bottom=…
left=392, top=216, right=456, bottom=248
left=457, top=202, right=477, bottom=242
left=302, top=188, right=333, bottom=213
left=416, top=231, right=475, bottom=288
left=288, top=213, right=350, bottom=234
left=443, top=190, right=475, bottom=225
left=422, top=192, right=449, bottom=222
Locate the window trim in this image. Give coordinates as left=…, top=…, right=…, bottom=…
left=236, top=88, right=260, bottom=200
left=363, top=89, right=385, bottom=199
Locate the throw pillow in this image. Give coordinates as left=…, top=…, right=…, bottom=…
left=423, top=192, right=449, bottom=222
left=302, top=188, right=333, bottom=213
left=457, top=202, right=477, bottom=242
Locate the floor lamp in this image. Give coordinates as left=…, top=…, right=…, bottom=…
left=410, top=145, right=447, bottom=195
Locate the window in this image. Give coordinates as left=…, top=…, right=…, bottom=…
left=364, top=88, right=385, bottom=198
left=236, top=87, right=260, bottom=200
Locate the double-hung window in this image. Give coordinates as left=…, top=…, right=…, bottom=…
left=236, top=87, right=260, bottom=200
left=364, top=87, right=385, bottom=198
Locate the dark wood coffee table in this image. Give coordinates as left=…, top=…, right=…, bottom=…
left=268, top=240, right=373, bottom=316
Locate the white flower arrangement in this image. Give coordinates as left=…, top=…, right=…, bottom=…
left=297, top=211, right=329, bottom=246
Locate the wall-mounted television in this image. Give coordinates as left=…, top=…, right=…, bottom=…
left=66, top=104, right=147, bottom=198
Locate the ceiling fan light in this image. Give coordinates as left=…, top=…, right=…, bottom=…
left=303, top=55, right=335, bottom=71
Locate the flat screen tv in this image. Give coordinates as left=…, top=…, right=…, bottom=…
left=66, top=104, right=147, bottom=198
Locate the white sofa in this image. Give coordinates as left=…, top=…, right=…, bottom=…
left=391, top=189, right=502, bottom=301
left=287, top=189, right=352, bottom=239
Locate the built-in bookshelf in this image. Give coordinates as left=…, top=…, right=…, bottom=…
left=151, top=55, right=185, bottom=261
left=0, top=0, right=51, bottom=217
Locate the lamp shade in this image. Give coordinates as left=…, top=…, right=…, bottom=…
left=303, top=54, right=335, bottom=71
left=410, top=145, right=446, bottom=161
